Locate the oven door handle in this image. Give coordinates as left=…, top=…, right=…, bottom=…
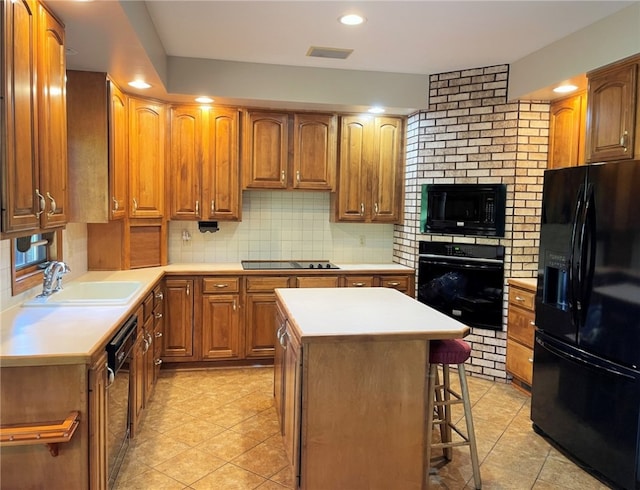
left=420, top=259, right=503, bottom=271
left=419, top=254, right=503, bottom=265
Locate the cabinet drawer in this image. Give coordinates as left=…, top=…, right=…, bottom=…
left=507, top=306, right=535, bottom=349
left=246, top=276, right=291, bottom=292
left=143, top=292, right=154, bottom=322
left=508, top=287, right=535, bottom=311
left=202, top=277, right=240, bottom=293
left=506, top=339, right=534, bottom=386
left=378, top=275, right=410, bottom=292
left=296, top=276, right=339, bottom=288
left=344, top=276, right=374, bottom=288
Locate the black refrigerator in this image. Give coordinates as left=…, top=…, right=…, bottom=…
left=532, top=159, right=640, bottom=490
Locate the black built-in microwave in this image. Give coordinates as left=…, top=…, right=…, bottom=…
left=421, top=183, right=506, bottom=237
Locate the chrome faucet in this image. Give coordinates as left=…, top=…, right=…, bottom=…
left=39, top=261, right=70, bottom=297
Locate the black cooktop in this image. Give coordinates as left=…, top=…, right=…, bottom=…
left=241, top=260, right=339, bottom=270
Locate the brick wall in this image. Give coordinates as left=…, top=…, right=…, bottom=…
left=393, top=64, right=549, bottom=381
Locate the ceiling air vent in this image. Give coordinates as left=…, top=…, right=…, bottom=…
left=306, top=46, right=353, bottom=60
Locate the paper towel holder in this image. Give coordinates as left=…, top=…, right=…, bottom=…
left=198, top=221, right=219, bottom=233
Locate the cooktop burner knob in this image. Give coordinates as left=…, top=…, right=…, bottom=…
left=308, top=263, right=314, bottom=268
left=324, top=263, right=331, bottom=268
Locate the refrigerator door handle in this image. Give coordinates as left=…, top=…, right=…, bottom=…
left=579, top=185, right=597, bottom=325
left=536, top=336, right=635, bottom=380
left=568, top=186, right=584, bottom=329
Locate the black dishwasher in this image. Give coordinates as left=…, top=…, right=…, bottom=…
left=105, top=314, right=137, bottom=488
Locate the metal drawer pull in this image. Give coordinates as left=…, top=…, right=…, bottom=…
left=215, top=284, right=228, bottom=288
left=155, top=331, right=163, bottom=338
left=353, top=282, right=365, bottom=287
left=154, top=359, right=163, bottom=366
left=515, top=296, right=525, bottom=302
left=155, top=312, right=163, bottom=319
left=155, top=292, right=163, bottom=300
left=387, top=282, right=400, bottom=287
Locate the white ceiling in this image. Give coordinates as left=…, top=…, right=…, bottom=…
left=48, top=0, right=635, bottom=111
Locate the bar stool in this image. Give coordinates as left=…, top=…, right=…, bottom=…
left=425, top=339, right=481, bottom=489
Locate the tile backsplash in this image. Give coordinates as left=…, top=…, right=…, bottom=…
left=168, top=191, right=394, bottom=264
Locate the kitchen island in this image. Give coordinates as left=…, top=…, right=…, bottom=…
left=273, top=287, right=470, bottom=490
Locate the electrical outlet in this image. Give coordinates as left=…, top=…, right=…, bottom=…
left=359, top=235, right=366, bottom=246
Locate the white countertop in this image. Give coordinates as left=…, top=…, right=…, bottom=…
left=0, top=263, right=414, bottom=366
left=275, top=287, right=470, bottom=341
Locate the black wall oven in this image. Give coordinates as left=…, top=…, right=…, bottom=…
left=418, top=242, right=505, bottom=330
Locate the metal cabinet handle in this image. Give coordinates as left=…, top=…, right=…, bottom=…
left=195, top=200, right=199, bottom=214
left=528, top=358, right=534, bottom=363
left=296, top=170, right=300, bottom=183
left=215, top=283, right=228, bottom=288
left=155, top=312, right=163, bottom=319
left=147, top=332, right=153, bottom=346
left=530, top=321, right=535, bottom=326
left=387, top=282, right=400, bottom=287
left=46, top=192, right=57, bottom=215
left=112, top=197, right=119, bottom=211
left=233, top=300, right=237, bottom=311
left=353, top=282, right=366, bottom=287
left=621, top=130, right=628, bottom=151
left=107, top=367, right=115, bottom=386
left=186, top=283, right=190, bottom=296
left=133, top=198, right=138, bottom=211
left=374, top=202, right=379, bottom=215
left=515, top=296, right=525, bottom=302
left=281, top=170, right=286, bottom=183
left=360, top=202, right=365, bottom=216
left=155, top=331, right=163, bottom=338
left=143, top=338, right=149, bottom=353
left=154, top=358, right=163, bottom=366
left=35, top=189, right=45, bottom=217
left=211, top=200, right=215, bottom=214
left=155, top=291, right=164, bottom=300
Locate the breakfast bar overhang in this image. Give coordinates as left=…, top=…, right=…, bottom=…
left=273, top=287, right=471, bottom=490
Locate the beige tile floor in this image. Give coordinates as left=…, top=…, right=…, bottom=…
left=114, top=366, right=612, bottom=490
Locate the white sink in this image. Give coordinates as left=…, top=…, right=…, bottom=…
left=23, top=281, right=143, bottom=307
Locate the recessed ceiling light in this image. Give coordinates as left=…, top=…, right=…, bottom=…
left=553, top=84, right=578, bottom=94
left=195, top=96, right=214, bottom=104
left=128, top=80, right=151, bottom=89
left=339, top=14, right=365, bottom=26
left=368, top=106, right=385, bottom=114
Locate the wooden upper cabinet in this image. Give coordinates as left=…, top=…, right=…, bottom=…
left=547, top=91, right=586, bottom=169
left=1, top=0, right=40, bottom=234
left=36, top=4, right=67, bottom=229
left=205, top=107, right=240, bottom=220
left=129, top=97, right=166, bottom=218
left=586, top=55, right=639, bottom=163
left=169, top=105, right=240, bottom=221
left=67, top=71, right=128, bottom=222
left=333, top=115, right=405, bottom=223
left=169, top=105, right=203, bottom=219
left=243, top=111, right=289, bottom=189
left=292, top=113, right=337, bottom=190
left=243, top=110, right=337, bottom=190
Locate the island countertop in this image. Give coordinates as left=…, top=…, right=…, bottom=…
left=275, top=287, right=470, bottom=341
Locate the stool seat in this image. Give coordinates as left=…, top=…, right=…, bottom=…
left=429, top=339, right=471, bottom=364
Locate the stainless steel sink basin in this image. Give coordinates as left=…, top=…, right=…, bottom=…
left=23, top=281, right=143, bottom=307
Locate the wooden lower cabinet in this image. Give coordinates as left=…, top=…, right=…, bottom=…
left=506, top=279, right=537, bottom=392
left=163, top=278, right=195, bottom=360
left=89, top=352, right=109, bottom=490
left=245, top=276, right=292, bottom=359
left=201, top=292, right=241, bottom=359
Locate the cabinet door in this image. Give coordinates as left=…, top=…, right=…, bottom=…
left=109, top=82, right=127, bottom=219
left=587, top=62, right=637, bottom=162
left=274, top=303, right=286, bottom=428
left=245, top=292, right=279, bottom=359
left=201, top=294, right=241, bottom=359
left=371, top=117, right=403, bottom=223
left=37, top=5, right=67, bottom=229
left=335, top=116, right=370, bottom=221
left=1, top=0, right=40, bottom=233
left=292, top=113, right=337, bottom=190
left=89, top=352, right=108, bottom=490
left=130, top=331, right=145, bottom=438
left=548, top=93, right=586, bottom=169
left=205, top=107, right=240, bottom=220
left=129, top=97, right=165, bottom=218
left=169, top=105, right=203, bottom=220
left=163, top=278, right=194, bottom=358
left=282, top=325, right=302, bottom=475
left=243, top=111, right=288, bottom=189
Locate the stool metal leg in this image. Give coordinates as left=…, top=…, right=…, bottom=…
left=458, top=363, right=481, bottom=489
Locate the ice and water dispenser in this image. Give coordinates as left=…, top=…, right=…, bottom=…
left=543, top=251, right=569, bottom=310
